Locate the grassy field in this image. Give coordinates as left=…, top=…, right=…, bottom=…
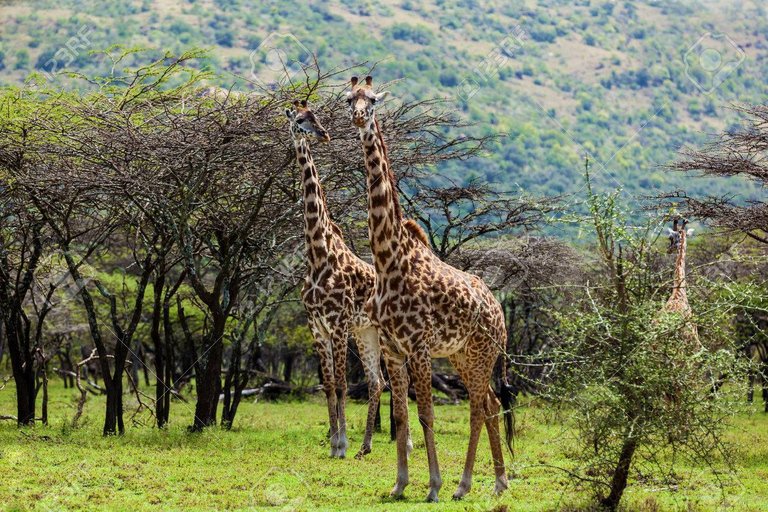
left=1, top=380, right=767, bottom=511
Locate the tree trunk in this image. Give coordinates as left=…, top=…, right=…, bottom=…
left=151, top=272, right=168, bottom=427
left=283, top=353, right=294, bottom=383
left=601, top=435, right=637, bottom=511
left=5, top=319, right=36, bottom=425
left=192, top=325, right=225, bottom=431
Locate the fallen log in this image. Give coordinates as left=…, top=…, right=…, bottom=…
left=349, top=373, right=466, bottom=404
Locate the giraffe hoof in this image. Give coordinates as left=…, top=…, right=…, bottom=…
left=452, top=484, right=470, bottom=501
left=493, top=476, right=509, bottom=495
left=354, top=447, right=370, bottom=460
left=426, top=491, right=439, bottom=503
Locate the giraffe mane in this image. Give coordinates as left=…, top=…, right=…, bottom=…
left=330, top=221, right=344, bottom=239
left=403, top=219, right=428, bottom=246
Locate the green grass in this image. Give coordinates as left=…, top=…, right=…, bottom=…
left=0, top=380, right=766, bottom=511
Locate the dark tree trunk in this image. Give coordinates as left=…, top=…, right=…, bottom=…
left=283, top=353, right=294, bottom=383
left=374, top=401, right=381, bottom=432
left=5, top=319, right=36, bottom=425
left=150, top=270, right=171, bottom=428
left=191, top=322, right=225, bottom=431
left=601, top=435, right=637, bottom=511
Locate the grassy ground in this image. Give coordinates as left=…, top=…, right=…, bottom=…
left=0, top=380, right=766, bottom=511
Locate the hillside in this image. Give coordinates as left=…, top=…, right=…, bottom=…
left=1, top=0, right=767, bottom=203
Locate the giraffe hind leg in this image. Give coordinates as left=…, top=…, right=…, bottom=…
left=353, top=326, right=383, bottom=459
left=383, top=349, right=411, bottom=498
left=484, top=386, right=508, bottom=494
left=410, top=345, right=442, bottom=502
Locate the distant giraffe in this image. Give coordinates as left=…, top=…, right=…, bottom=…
left=347, top=76, right=514, bottom=502
left=662, top=218, right=700, bottom=348
left=286, top=99, right=408, bottom=458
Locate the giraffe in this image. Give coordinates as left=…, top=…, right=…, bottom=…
left=662, top=218, right=700, bottom=347
left=285, top=99, right=407, bottom=459
left=346, top=76, right=514, bottom=502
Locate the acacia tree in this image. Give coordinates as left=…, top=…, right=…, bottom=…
left=0, top=89, right=76, bottom=425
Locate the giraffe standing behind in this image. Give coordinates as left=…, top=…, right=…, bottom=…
left=662, top=218, right=700, bottom=348
left=285, top=100, right=409, bottom=459
left=347, top=76, right=514, bottom=502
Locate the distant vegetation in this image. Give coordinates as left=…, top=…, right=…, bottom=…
left=1, top=0, right=767, bottom=203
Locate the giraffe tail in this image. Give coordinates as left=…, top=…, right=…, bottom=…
left=499, top=359, right=516, bottom=456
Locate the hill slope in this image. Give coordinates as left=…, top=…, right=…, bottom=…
left=1, top=0, right=767, bottom=203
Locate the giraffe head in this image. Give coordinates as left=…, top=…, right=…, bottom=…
left=285, top=99, right=331, bottom=142
left=666, top=218, right=694, bottom=254
left=346, top=76, right=390, bottom=129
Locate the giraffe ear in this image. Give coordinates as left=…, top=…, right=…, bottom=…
left=374, top=90, right=390, bottom=102
left=686, top=228, right=694, bottom=236
left=285, top=108, right=294, bottom=120
left=666, top=228, right=675, bottom=235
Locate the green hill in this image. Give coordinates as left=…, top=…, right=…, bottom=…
left=1, top=0, right=767, bottom=203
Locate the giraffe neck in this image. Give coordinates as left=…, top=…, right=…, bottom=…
left=673, top=230, right=687, bottom=295
left=295, top=137, right=332, bottom=267
left=359, top=118, right=404, bottom=274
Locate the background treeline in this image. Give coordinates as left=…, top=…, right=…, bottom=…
left=1, top=0, right=767, bottom=203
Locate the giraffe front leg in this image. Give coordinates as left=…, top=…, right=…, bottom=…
left=331, top=328, right=349, bottom=458
left=353, top=327, right=383, bottom=459
left=383, top=349, right=410, bottom=498
left=311, top=327, right=339, bottom=458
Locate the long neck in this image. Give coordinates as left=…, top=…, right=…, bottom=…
left=673, top=231, right=687, bottom=293
left=359, top=118, right=404, bottom=274
left=295, top=138, right=332, bottom=266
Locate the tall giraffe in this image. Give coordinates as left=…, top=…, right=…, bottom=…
left=347, top=76, right=514, bottom=502
left=662, top=218, right=700, bottom=347
left=286, top=99, right=399, bottom=459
